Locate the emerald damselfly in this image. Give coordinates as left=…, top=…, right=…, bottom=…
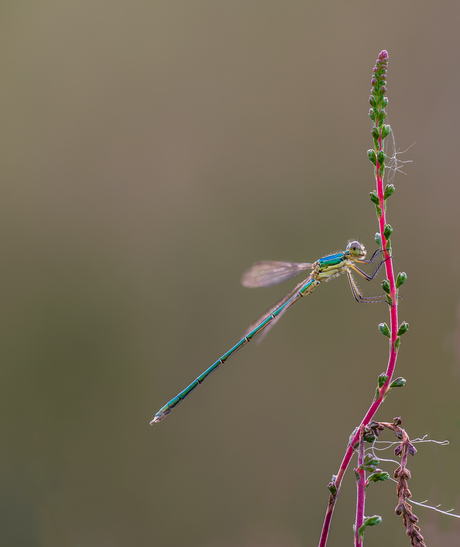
left=151, top=240, right=386, bottom=423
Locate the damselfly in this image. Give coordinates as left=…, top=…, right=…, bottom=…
left=151, top=240, right=387, bottom=423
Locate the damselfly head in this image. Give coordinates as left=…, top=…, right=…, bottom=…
left=346, top=240, right=366, bottom=259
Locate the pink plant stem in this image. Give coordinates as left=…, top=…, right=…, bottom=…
left=318, top=117, right=399, bottom=547
left=354, top=430, right=366, bottom=547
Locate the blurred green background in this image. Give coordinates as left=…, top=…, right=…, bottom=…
left=2, top=1, right=460, bottom=546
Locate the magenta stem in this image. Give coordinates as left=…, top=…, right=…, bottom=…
left=318, top=81, right=399, bottom=547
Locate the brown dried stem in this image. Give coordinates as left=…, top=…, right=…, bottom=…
left=381, top=418, right=426, bottom=547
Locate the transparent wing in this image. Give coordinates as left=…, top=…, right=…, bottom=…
left=243, top=279, right=308, bottom=342
left=241, top=261, right=312, bottom=288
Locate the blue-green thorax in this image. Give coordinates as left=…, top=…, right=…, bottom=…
left=313, top=241, right=366, bottom=282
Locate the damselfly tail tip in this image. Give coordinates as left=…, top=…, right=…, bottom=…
left=150, top=414, right=163, bottom=424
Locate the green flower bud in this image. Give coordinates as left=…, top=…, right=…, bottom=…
left=327, top=481, right=337, bottom=495
left=396, top=272, right=407, bottom=288
left=369, top=190, right=379, bottom=205
left=379, top=323, right=391, bottom=337
left=383, top=224, right=393, bottom=239
left=381, top=123, right=390, bottom=138
left=390, top=377, right=406, bottom=388
left=367, top=470, right=390, bottom=483
left=364, top=515, right=382, bottom=527
left=358, top=515, right=382, bottom=538
left=378, top=372, right=388, bottom=388
left=383, top=184, right=395, bottom=199
left=363, top=454, right=379, bottom=467
left=381, top=279, right=390, bottom=294
left=397, top=322, right=409, bottom=336
left=367, top=149, right=377, bottom=165
left=363, top=431, right=376, bottom=443
left=377, top=150, right=386, bottom=164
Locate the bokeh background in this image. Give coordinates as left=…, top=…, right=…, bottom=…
left=2, top=1, right=460, bottom=546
